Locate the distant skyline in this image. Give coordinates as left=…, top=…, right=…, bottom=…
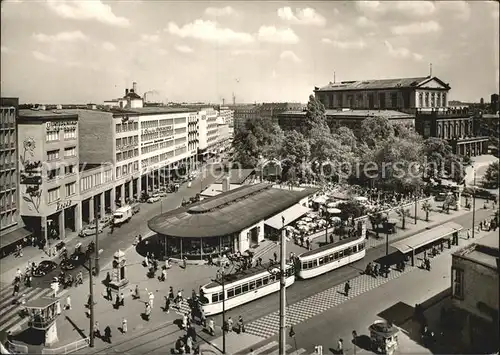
left=1, top=0, right=499, bottom=104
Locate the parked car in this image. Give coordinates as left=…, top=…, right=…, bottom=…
left=98, top=215, right=113, bottom=228
left=33, top=260, right=58, bottom=277
left=131, top=203, right=140, bottom=215
left=158, top=191, right=168, bottom=197
left=79, top=224, right=103, bottom=237
left=147, top=196, right=161, bottom=203
left=60, top=252, right=88, bottom=270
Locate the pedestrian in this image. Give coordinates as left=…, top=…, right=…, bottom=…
left=160, top=268, right=167, bottom=282
left=144, top=303, right=151, bottom=321
left=186, top=336, right=193, bottom=354
left=306, top=239, right=311, bottom=250
left=148, top=292, right=154, bottom=308
left=66, top=295, right=72, bottom=310
left=120, top=292, right=125, bottom=307
left=104, top=326, right=112, bottom=343
left=182, top=313, right=188, bottom=329
left=106, top=286, right=112, bottom=301
left=337, top=338, right=344, bottom=355
left=164, top=296, right=170, bottom=313
left=115, top=294, right=120, bottom=309
left=467, top=229, right=471, bottom=239
left=105, top=272, right=111, bottom=284
left=208, top=319, right=215, bottom=336
left=87, top=294, right=92, bottom=307
left=183, top=256, right=187, bottom=269
left=227, top=317, right=233, bottom=332
left=200, top=308, right=206, bottom=327
left=94, top=321, right=101, bottom=338
left=56, top=300, right=62, bottom=315
left=237, top=316, right=245, bottom=333
left=144, top=256, right=149, bottom=268
left=344, top=281, right=351, bottom=297
left=273, top=252, right=277, bottom=262
left=134, top=285, right=140, bottom=299
left=13, top=283, right=20, bottom=297
left=169, top=286, right=175, bottom=300
left=121, top=318, right=127, bottom=334
left=26, top=275, right=32, bottom=288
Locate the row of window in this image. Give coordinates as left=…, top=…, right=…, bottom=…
left=418, top=92, right=447, bottom=108
left=115, top=162, right=139, bottom=179
left=0, top=209, right=17, bottom=230
left=116, top=148, right=139, bottom=162
left=80, top=170, right=113, bottom=192
left=116, top=121, right=138, bottom=133
left=0, top=171, right=16, bottom=188
left=116, top=135, right=139, bottom=149
left=1, top=108, right=16, bottom=124
left=0, top=151, right=16, bottom=168
left=47, top=165, right=76, bottom=180
left=47, top=183, right=76, bottom=203
left=47, top=147, right=76, bottom=161
left=46, top=128, right=77, bottom=142
left=141, top=130, right=175, bottom=142
left=210, top=268, right=295, bottom=303
left=452, top=267, right=464, bottom=299
left=0, top=132, right=15, bottom=146
left=0, top=191, right=16, bottom=207
left=300, top=242, right=366, bottom=270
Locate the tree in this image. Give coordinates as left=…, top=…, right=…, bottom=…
left=423, top=138, right=453, bottom=179
left=483, top=161, right=499, bottom=188
left=396, top=207, right=411, bottom=229
left=232, top=117, right=284, bottom=168
left=303, top=95, right=328, bottom=136
left=280, top=130, right=310, bottom=182
left=421, top=200, right=432, bottom=222
left=360, top=116, right=395, bottom=149
left=337, top=200, right=366, bottom=221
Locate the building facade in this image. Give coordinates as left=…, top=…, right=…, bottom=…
left=314, top=76, right=450, bottom=111
left=17, top=109, right=81, bottom=246
left=259, top=102, right=305, bottom=124
left=450, top=234, right=499, bottom=353
left=197, top=108, right=220, bottom=160
left=218, top=106, right=234, bottom=126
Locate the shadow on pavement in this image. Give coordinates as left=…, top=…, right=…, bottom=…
left=65, top=315, right=88, bottom=340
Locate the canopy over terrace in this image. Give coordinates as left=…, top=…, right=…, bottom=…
left=148, top=183, right=318, bottom=260
left=391, top=221, right=463, bottom=266
left=265, top=204, right=310, bottom=230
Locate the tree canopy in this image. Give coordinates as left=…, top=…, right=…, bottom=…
left=483, top=161, right=499, bottom=188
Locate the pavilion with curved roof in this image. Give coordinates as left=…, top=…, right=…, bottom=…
left=148, top=183, right=318, bottom=260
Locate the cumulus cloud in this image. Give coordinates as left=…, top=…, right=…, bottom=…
left=357, top=1, right=436, bottom=18
left=356, top=1, right=384, bottom=15
left=356, top=16, right=376, bottom=27
left=101, top=41, right=116, bottom=51
left=436, top=1, right=471, bottom=21
left=280, top=50, right=301, bottom=63
left=205, top=6, right=236, bottom=16
left=46, top=0, right=130, bottom=27
left=167, top=20, right=254, bottom=45
left=277, top=7, right=326, bottom=26
left=175, top=45, right=193, bottom=53
left=257, top=26, right=299, bottom=44
left=395, top=1, right=436, bottom=16
left=384, top=40, right=422, bottom=61
left=230, top=49, right=263, bottom=56
left=391, top=21, right=441, bottom=35
left=33, top=31, right=88, bottom=42
left=141, top=34, right=160, bottom=43
left=32, top=51, right=57, bottom=63
left=1, top=46, right=15, bottom=54
left=330, top=39, right=366, bottom=50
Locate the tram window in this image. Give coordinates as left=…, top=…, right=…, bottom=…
left=359, top=243, right=365, bottom=250
left=218, top=292, right=224, bottom=301
left=302, top=262, right=308, bottom=270
left=256, top=279, right=263, bottom=288
left=249, top=281, right=256, bottom=290
left=228, top=289, right=235, bottom=298
left=329, top=254, right=334, bottom=261
left=242, top=283, right=249, bottom=293
left=345, top=247, right=351, bottom=256
left=211, top=294, right=218, bottom=303
left=338, top=250, right=344, bottom=258
left=334, top=252, right=339, bottom=259
left=263, top=277, right=269, bottom=285
left=352, top=245, right=357, bottom=252
left=313, top=260, right=318, bottom=267
left=308, top=261, right=313, bottom=269
left=269, top=274, right=276, bottom=282
left=234, top=286, right=242, bottom=296
left=319, top=257, right=324, bottom=265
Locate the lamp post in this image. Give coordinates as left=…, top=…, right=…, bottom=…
left=94, top=199, right=100, bottom=276
left=279, top=216, right=287, bottom=355
left=324, top=209, right=329, bottom=244
left=213, top=267, right=226, bottom=354
left=472, top=166, right=476, bottom=239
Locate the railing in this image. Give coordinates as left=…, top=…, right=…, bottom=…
left=5, top=340, right=28, bottom=354
left=41, top=338, right=90, bottom=354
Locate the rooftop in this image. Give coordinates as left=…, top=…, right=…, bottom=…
left=148, top=183, right=318, bottom=238
left=111, top=106, right=196, bottom=116
left=315, top=76, right=449, bottom=92
left=453, top=233, right=499, bottom=270
left=278, top=110, right=414, bottom=119
left=216, top=168, right=255, bottom=185
left=18, top=109, right=78, bottom=121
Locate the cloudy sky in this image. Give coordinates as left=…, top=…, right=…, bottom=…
left=1, top=0, right=498, bottom=104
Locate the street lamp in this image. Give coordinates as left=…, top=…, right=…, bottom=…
left=324, top=209, right=330, bottom=244
left=93, top=199, right=100, bottom=276
left=472, top=166, right=476, bottom=239
left=212, top=266, right=226, bottom=354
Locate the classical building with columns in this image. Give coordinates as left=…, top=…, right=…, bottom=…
left=17, top=109, right=80, bottom=246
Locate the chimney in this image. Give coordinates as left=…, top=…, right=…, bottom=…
left=222, top=176, right=230, bottom=192
left=133, top=82, right=137, bottom=94
left=126, top=88, right=129, bottom=95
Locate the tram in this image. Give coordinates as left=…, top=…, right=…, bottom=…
left=200, top=263, right=295, bottom=316
left=296, top=235, right=366, bottom=279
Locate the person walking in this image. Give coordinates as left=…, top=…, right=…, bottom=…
left=227, top=317, right=233, bottom=332
left=237, top=316, right=245, bottom=333
left=185, top=336, right=193, bottom=354
left=160, top=268, right=167, bottom=282
left=56, top=300, right=62, bottom=315
left=182, top=313, right=188, bottom=329
left=337, top=338, right=344, bottom=355
left=208, top=319, right=215, bottom=336
left=93, top=321, right=101, bottom=338
left=183, top=256, right=187, bottom=269
left=121, top=318, right=128, bottom=334
left=344, top=281, right=351, bottom=297
left=104, top=326, right=112, bottom=343
left=168, top=286, right=175, bottom=301
left=148, top=292, right=155, bottom=308
left=65, top=295, right=72, bottom=310
left=273, top=252, right=277, bottom=262
left=144, top=303, right=151, bottom=321
left=134, top=285, right=140, bottom=300
left=115, top=294, right=120, bottom=309
left=106, top=286, right=112, bottom=301
left=164, top=296, right=170, bottom=313
left=119, top=292, right=125, bottom=307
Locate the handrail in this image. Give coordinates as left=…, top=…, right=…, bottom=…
left=41, top=338, right=90, bottom=354
left=5, top=340, right=28, bottom=354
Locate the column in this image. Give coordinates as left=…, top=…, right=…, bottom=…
left=120, top=184, right=126, bottom=205
left=75, top=202, right=82, bottom=232
left=110, top=187, right=116, bottom=212
left=128, top=181, right=133, bottom=202
left=100, top=192, right=105, bottom=218
left=58, top=211, right=65, bottom=239
left=89, top=197, right=95, bottom=222
left=146, top=173, right=149, bottom=192
left=136, top=178, right=142, bottom=199
left=41, top=216, right=48, bottom=249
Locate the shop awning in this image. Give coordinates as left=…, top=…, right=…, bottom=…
left=390, top=221, right=463, bottom=254
left=0, top=227, right=32, bottom=249
left=265, top=204, right=310, bottom=230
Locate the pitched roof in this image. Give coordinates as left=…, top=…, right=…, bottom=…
left=148, top=183, right=318, bottom=238
left=315, top=76, right=449, bottom=92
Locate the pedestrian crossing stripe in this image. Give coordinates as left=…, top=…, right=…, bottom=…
left=0, top=284, right=55, bottom=335
left=266, top=344, right=292, bottom=355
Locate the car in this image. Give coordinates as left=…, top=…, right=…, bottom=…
left=60, top=252, right=87, bottom=270
left=79, top=224, right=104, bottom=237
left=33, top=260, right=58, bottom=277
left=98, top=215, right=113, bottom=228
left=147, top=196, right=161, bottom=203
left=158, top=191, right=168, bottom=197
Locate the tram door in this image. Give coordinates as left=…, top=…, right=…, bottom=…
left=249, top=227, right=259, bottom=248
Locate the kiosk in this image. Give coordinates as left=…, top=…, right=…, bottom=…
left=23, top=296, right=61, bottom=346
left=109, top=249, right=129, bottom=292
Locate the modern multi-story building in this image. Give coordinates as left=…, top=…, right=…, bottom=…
left=314, top=76, right=450, bottom=111
left=450, top=232, right=499, bottom=353
left=230, top=105, right=260, bottom=132
left=218, top=106, right=234, bottom=126
left=0, top=97, right=27, bottom=254
left=16, top=109, right=80, bottom=246
left=197, top=108, right=220, bottom=161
